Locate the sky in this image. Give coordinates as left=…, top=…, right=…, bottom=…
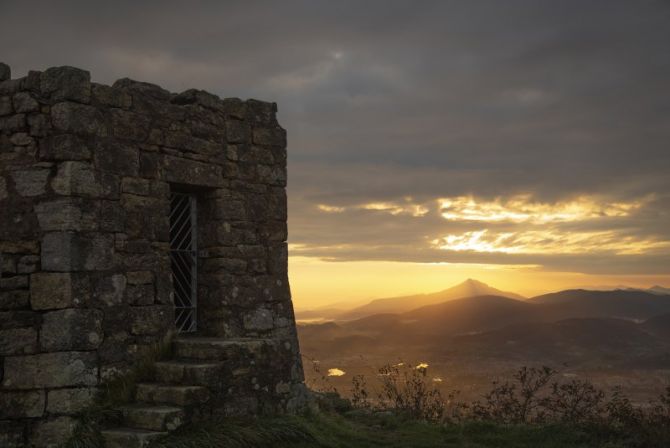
left=2, top=1, right=669, bottom=307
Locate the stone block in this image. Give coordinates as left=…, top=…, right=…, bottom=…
left=2, top=351, right=98, bottom=389
left=252, top=127, right=286, bottom=147
left=30, top=272, right=75, bottom=309
left=12, top=92, right=39, bottom=113
left=100, top=200, right=126, bottom=232
left=202, top=257, right=247, bottom=273
left=126, top=270, right=153, bottom=285
left=10, top=132, right=34, bottom=146
left=163, top=154, right=223, bottom=187
left=121, top=194, right=169, bottom=240
left=0, top=113, right=25, bottom=132
left=10, top=168, right=50, bottom=197
left=28, top=113, right=50, bottom=136
left=0, top=95, right=11, bottom=115
left=91, top=83, right=132, bottom=108
left=0, top=62, right=9, bottom=81
left=121, top=177, right=151, bottom=195
left=46, top=387, right=96, bottom=414
left=40, top=66, right=91, bottom=103
left=247, top=99, right=277, bottom=125
left=0, top=274, right=28, bottom=290
left=257, top=164, right=286, bottom=186
left=226, top=120, right=251, bottom=143
left=29, top=416, right=77, bottom=448
left=267, top=244, right=288, bottom=274
left=0, top=310, right=40, bottom=330
left=0, top=420, right=25, bottom=448
left=129, top=305, right=172, bottom=335
left=0, top=240, right=39, bottom=254
left=0, top=289, right=29, bottom=309
left=40, top=134, right=91, bottom=161
left=110, top=108, right=151, bottom=141
left=0, top=327, right=37, bottom=355
left=260, top=220, right=288, bottom=242
left=213, top=199, right=246, bottom=220
left=51, top=161, right=104, bottom=197
left=51, top=101, right=106, bottom=136
left=40, top=308, right=103, bottom=351
left=41, top=232, right=115, bottom=271
left=91, top=273, right=127, bottom=306
left=122, top=404, right=185, bottom=431
left=243, top=308, right=274, bottom=331
left=139, top=151, right=160, bottom=178
left=0, top=175, right=7, bottom=201
left=125, top=284, right=155, bottom=305
left=35, top=197, right=99, bottom=231
left=17, top=254, right=40, bottom=273
left=94, top=140, right=139, bottom=176
left=0, top=390, right=45, bottom=418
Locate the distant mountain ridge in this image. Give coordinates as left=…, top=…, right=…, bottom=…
left=299, top=287, right=670, bottom=358
left=338, top=279, right=524, bottom=320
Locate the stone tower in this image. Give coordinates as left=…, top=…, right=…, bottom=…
left=0, top=63, right=307, bottom=447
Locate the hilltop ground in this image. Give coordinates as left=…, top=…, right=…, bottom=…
left=147, top=410, right=654, bottom=448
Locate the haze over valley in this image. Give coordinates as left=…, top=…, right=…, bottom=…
left=297, top=279, right=670, bottom=403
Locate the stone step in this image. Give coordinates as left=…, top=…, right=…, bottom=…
left=122, top=404, right=186, bottom=432
left=154, top=360, right=224, bottom=386
left=101, top=427, right=167, bottom=448
left=136, top=383, right=210, bottom=406
left=173, top=337, right=270, bottom=361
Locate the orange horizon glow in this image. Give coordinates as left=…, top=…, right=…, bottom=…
left=288, top=256, right=670, bottom=310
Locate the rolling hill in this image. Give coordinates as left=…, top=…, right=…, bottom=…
left=530, top=289, right=670, bottom=321
left=455, top=317, right=668, bottom=359
left=338, top=279, right=524, bottom=320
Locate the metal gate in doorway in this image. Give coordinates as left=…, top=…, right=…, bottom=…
left=169, top=192, right=197, bottom=333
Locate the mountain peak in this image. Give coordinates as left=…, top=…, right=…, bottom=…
left=462, top=278, right=487, bottom=286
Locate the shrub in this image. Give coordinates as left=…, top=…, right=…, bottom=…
left=471, top=366, right=556, bottom=424
left=543, top=379, right=605, bottom=424
left=375, top=363, right=445, bottom=422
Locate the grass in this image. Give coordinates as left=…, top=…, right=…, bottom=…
left=99, top=333, right=175, bottom=407
left=63, top=334, right=175, bottom=448
left=148, top=410, right=635, bottom=448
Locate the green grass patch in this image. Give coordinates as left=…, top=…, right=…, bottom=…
left=148, top=410, right=634, bottom=448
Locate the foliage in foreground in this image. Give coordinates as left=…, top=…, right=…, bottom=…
left=63, top=336, right=175, bottom=448
left=63, top=358, right=670, bottom=448
left=146, top=409, right=658, bottom=448
left=148, top=363, right=670, bottom=448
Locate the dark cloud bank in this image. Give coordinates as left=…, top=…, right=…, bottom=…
left=2, top=0, right=669, bottom=275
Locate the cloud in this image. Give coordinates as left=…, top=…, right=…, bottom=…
left=2, top=1, right=669, bottom=277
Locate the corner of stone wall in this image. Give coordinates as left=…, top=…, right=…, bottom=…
left=1, top=62, right=307, bottom=445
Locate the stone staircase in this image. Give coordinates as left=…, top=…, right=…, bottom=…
left=101, top=337, right=272, bottom=448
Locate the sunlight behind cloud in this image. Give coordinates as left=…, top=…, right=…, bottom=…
left=317, top=204, right=345, bottom=213
left=432, top=229, right=670, bottom=255
left=316, top=200, right=429, bottom=217
left=360, top=202, right=429, bottom=216
left=439, top=195, right=646, bottom=224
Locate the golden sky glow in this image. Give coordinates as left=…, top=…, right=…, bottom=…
left=291, top=192, right=670, bottom=308
left=288, top=256, right=670, bottom=309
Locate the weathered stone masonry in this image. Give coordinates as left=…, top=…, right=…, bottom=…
left=0, top=63, right=306, bottom=446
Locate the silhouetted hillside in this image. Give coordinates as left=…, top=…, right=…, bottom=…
left=455, top=317, right=667, bottom=360
left=530, top=289, right=670, bottom=321
left=642, top=313, right=670, bottom=339
left=339, top=279, right=524, bottom=320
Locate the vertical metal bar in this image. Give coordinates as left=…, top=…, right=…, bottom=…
left=190, top=194, right=198, bottom=332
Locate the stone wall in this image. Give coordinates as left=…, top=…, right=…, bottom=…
left=0, top=63, right=305, bottom=446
